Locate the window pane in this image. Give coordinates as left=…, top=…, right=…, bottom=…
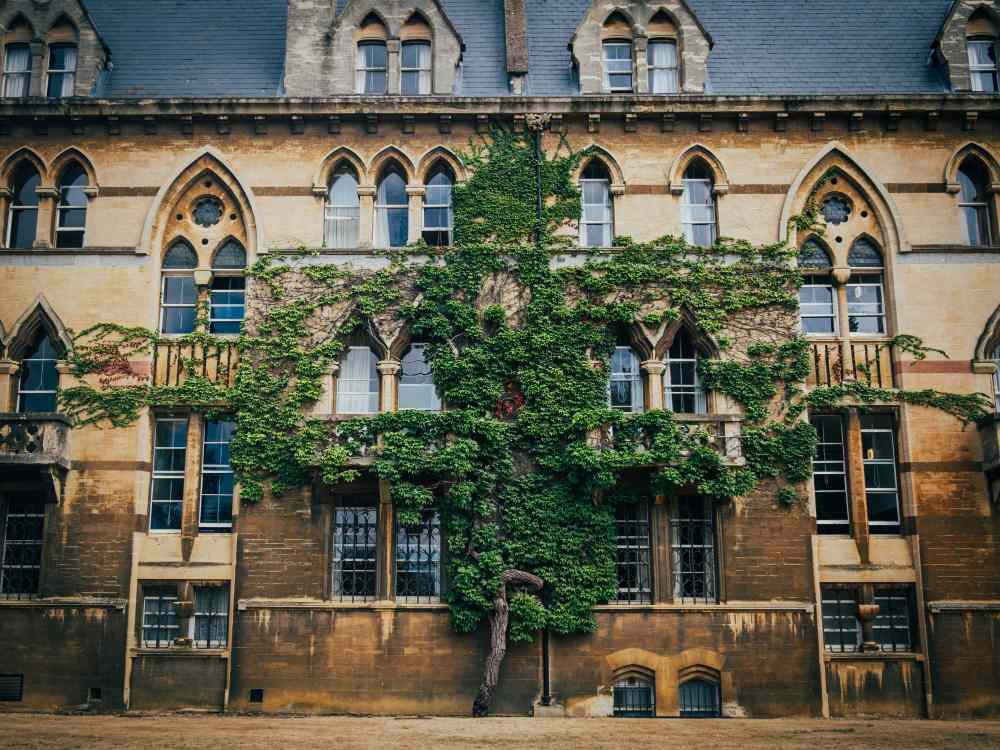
left=365, top=71, right=386, bottom=94
left=614, top=502, right=651, bottom=603
left=333, top=506, right=378, bottom=600
left=395, top=510, right=441, bottom=602
left=9, top=208, right=37, bottom=249
left=163, top=276, right=197, bottom=305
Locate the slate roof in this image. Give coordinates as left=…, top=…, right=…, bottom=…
left=81, top=0, right=958, bottom=98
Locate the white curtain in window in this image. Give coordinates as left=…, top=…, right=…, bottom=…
left=648, top=40, right=678, bottom=93
left=374, top=203, right=391, bottom=248
left=337, top=347, right=378, bottom=413
left=398, top=344, right=441, bottom=411
left=58, top=46, right=77, bottom=96
left=4, top=45, right=30, bottom=97
left=417, top=42, right=431, bottom=94
left=325, top=171, right=360, bottom=248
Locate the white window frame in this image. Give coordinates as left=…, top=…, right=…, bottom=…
left=681, top=176, right=717, bottom=247
left=400, top=40, right=432, bottom=95
left=141, top=592, right=179, bottom=647
left=324, top=170, right=361, bottom=249
left=398, top=343, right=441, bottom=411
left=159, top=273, right=198, bottom=335
left=199, top=419, right=234, bottom=530
left=356, top=41, right=388, bottom=95
left=45, top=43, right=77, bottom=98
left=810, top=415, right=851, bottom=534
left=860, top=415, right=901, bottom=534
left=2, top=43, right=31, bottom=98
left=336, top=346, right=380, bottom=414
left=845, top=273, right=886, bottom=336
left=55, top=178, right=86, bottom=248
left=16, top=338, right=58, bottom=412
left=580, top=175, right=613, bottom=248
left=799, top=275, right=838, bottom=336
left=664, top=344, right=707, bottom=415
left=647, top=38, right=679, bottom=94
left=374, top=175, right=409, bottom=249
left=609, top=346, right=643, bottom=413
left=602, top=40, right=634, bottom=93
left=149, top=417, right=187, bottom=533
left=958, top=169, right=994, bottom=247
left=208, top=274, right=245, bottom=335
left=968, top=38, right=999, bottom=93
left=422, top=174, right=453, bottom=246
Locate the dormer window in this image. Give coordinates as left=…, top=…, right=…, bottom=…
left=356, top=40, right=388, bottom=95
left=603, top=41, right=633, bottom=93
left=46, top=43, right=77, bottom=97
left=969, top=39, right=998, bottom=92
left=647, top=39, right=678, bottom=93
left=2, top=43, right=30, bottom=98
left=401, top=41, right=431, bottom=95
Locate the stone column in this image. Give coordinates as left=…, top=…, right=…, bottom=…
left=0, top=188, right=11, bottom=246
left=651, top=495, right=672, bottom=603
left=317, top=362, right=337, bottom=416
left=386, top=39, right=401, bottom=95
left=633, top=36, right=649, bottom=94
left=193, top=269, right=213, bottom=332
left=641, top=360, right=666, bottom=411
left=845, top=408, right=871, bottom=564
left=0, top=361, right=20, bottom=411
left=181, top=412, right=204, bottom=561
left=378, top=478, right=394, bottom=600
left=406, top=185, right=425, bottom=245
left=28, top=41, right=45, bottom=97
left=832, top=268, right=853, bottom=381
left=358, top=185, right=376, bottom=247
left=377, top=359, right=400, bottom=412
left=34, top=186, right=58, bottom=249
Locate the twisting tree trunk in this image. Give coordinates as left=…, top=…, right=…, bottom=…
left=472, top=569, right=543, bottom=717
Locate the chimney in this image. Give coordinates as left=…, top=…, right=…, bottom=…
left=504, top=0, right=529, bottom=93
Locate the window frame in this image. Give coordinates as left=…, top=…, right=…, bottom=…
left=810, top=414, right=852, bottom=536
left=602, top=39, right=634, bottom=93
left=647, top=38, right=679, bottom=94
left=860, top=413, right=902, bottom=535
left=45, top=42, right=77, bottom=98
left=400, top=39, right=432, bottom=96
left=16, top=333, right=59, bottom=413
left=374, top=168, right=409, bottom=249
left=422, top=168, right=454, bottom=247
left=670, top=496, right=718, bottom=604
left=140, top=584, right=230, bottom=649
left=192, top=585, right=230, bottom=649
left=199, top=418, right=235, bottom=531
left=613, top=501, right=652, bottom=604
left=678, top=678, right=722, bottom=718
left=799, top=274, right=838, bottom=336
left=54, top=164, right=88, bottom=249
left=356, top=40, right=388, bottom=95
left=845, top=273, right=887, bottom=336
left=681, top=170, right=717, bottom=247
left=393, top=508, right=442, bottom=603
left=609, top=346, right=644, bottom=413
left=398, top=342, right=442, bottom=412
left=663, top=333, right=707, bottom=415
left=612, top=674, right=655, bottom=717
left=149, top=416, right=188, bottom=533
left=141, top=588, right=179, bottom=648
left=2, top=43, right=31, bottom=98
left=159, top=272, right=198, bottom=335
left=580, top=170, right=613, bottom=248
left=336, top=345, right=380, bottom=415
left=6, top=163, right=40, bottom=250
left=325, top=167, right=361, bottom=249
left=968, top=37, right=999, bottom=93
left=0, top=495, right=46, bottom=598
left=957, top=160, right=995, bottom=247
left=331, top=501, right=379, bottom=602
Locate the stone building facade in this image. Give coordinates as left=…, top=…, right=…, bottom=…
left=0, top=0, right=999, bottom=719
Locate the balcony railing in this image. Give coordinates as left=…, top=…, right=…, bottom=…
left=0, top=413, right=71, bottom=471
left=598, top=414, right=744, bottom=466
left=807, top=341, right=896, bottom=389
left=152, top=340, right=239, bottom=388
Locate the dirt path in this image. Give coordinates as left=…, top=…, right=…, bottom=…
left=1, top=714, right=999, bottom=750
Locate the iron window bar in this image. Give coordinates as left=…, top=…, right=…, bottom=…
left=0, top=498, right=45, bottom=599
left=332, top=505, right=378, bottom=602
left=679, top=678, right=721, bottom=718
left=613, top=502, right=652, bottom=604
left=613, top=676, right=655, bottom=718
left=394, top=509, right=441, bottom=603
left=193, top=586, right=229, bottom=648
left=821, top=584, right=916, bottom=653
left=821, top=584, right=861, bottom=653
left=141, top=592, right=179, bottom=648
left=670, top=497, right=718, bottom=604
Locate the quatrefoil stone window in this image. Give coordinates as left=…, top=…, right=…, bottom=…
left=821, top=196, right=852, bottom=225
left=193, top=197, right=224, bottom=228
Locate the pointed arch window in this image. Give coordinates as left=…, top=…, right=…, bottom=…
left=46, top=43, right=77, bottom=97
left=648, top=39, right=678, bottom=93
left=681, top=161, right=717, bottom=247
left=210, top=240, right=246, bottom=335
left=401, top=40, right=431, bottom=95
left=6, top=161, right=39, bottom=249
left=664, top=330, right=706, bottom=414
left=603, top=40, right=634, bottom=92
left=423, top=165, right=453, bottom=247
left=798, top=239, right=837, bottom=335
left=846, top=238, right=886, bottom=335
left=337, top=337, right=379, bottom=414
left=375, top=166, right=408, bottom=249
left=160, top=240, right=198, bottom=335
left=55, top=162, right=87, bottom=248
left=580, top=160, right=613, bottom=248
left=357, top=40, right=388, bottom=95
left=609, top=343, right=643, bottom=413
left=325, top=165, right=360, bottom=249
left=17, top=332, right=60, bottom=412
left=2, top=43, right=31, bottom=98
left=399, top=343, right=440, bottom=411
left=958, top=158, right=994, bottom=246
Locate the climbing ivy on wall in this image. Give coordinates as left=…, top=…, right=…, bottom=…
left=58, top=125, right=992, bottom=715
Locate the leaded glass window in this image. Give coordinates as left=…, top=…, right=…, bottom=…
left=614, top=502, right=651, bottom=604
left=821, top=195, right=852, bottom=225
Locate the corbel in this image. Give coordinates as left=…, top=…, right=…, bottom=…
left=142, top=116, right=157, bottom=135
left=290, top=115, right=306, bottom=135
left=327, top=115, right=341, bottom=134
left=106, top=116, right=120, bottom=136
left=179, top=115, right=194, bottom=136
left=624, top=113, right=638, bottom=133
left=438, top=114, right=452, bottom=134
left=811, top=112, right=826, bottom=132
left=886, top=111, right=902, bottom=132
left=925, top=111, right=939, bottom=132
left=253, top=115, right=268, bottom=135
left=849, top=111, right=865, bottom=133
left=549, top=114, right=564, bottom=134
left=216, top=115, right=230, bottom=135
left=31, top=117, right=47, bottom=136
left=774, top=112, right=789, bottom=132
left=698, top=114, right=712, bottom=133
left=964, top=111, right=979, bottom=132
left=475, top=114, right=490, bottom=134
left=610, top=182, right=626, bottom=198
left=364, top=113, right=378, bottom=134
left=69, top=116, right=84, bottom=136
left=402, top=114, right=415, bottom=135
left=737, top=113, right=749, bottom=133
left=193, top=269, right=213, bottom=287
left=587, top=113, right=601, bottom=134
left=660, top=113, right=675, bottom=133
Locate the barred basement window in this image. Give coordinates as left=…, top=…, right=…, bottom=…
left=873, top=586, right=915, bottom=652
left=395, top=509, right=441, bottom=602
left=142, top=588, right=179, bottom=647
left=0, top=495, right=45, bottom=598
left=613, top=674, right=654, bottom=717
left=332, top=504, right=378, bottom=601
left=821, top=584, right=917, bottom=653
left=150, top=417, right=187, bottom=532
left=679, top=678, right=721, bottom=718
left=821, top=584, right=860, bottom=652
left=811, top=415, right=851, bottom=535
left=0, top=674, right=24, bottom=702
left=194, top=585, right=229, bottom=648
left=614, top=502, right=651, bottom=604
left=670, top=497, right=717, bottom=604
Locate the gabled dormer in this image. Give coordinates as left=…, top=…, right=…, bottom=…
left=284, top=0, right=464, bottom=97
left=934, top=0, right=1000, bottom=92
left=569, top=1, right=711, bottom=95
left=0, top=0, right=109, bottom=98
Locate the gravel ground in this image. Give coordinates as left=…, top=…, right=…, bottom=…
left=1, top=714, right=999, bottom=750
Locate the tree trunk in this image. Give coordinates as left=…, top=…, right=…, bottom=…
left=472, top=569, right=543, bottom=717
